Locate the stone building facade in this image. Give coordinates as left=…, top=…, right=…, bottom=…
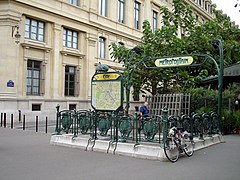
left=0, top=0, right=215, bottom=120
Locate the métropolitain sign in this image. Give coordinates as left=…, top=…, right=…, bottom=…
left=155, top=56, right=193, bottom=67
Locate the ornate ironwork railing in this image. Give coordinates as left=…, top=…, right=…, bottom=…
left=54, top=106, right=220, bottom=145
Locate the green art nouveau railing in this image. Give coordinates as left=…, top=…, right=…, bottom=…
left=54, top=106, right=220, bottom=146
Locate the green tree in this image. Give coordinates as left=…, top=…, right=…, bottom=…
left=110, top=0, right=240, bottom=102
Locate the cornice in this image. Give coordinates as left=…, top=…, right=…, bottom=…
left=21, top=40, right=52, bottom=52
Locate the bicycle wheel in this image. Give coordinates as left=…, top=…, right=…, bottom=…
left=182, top=137, right=194, bottom=157
left=164, top=138, right=179, bottom=163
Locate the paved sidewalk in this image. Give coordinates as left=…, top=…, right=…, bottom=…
left=0, top=128, right=240, bottom=180
left=2, top=120, right=56, bottom=133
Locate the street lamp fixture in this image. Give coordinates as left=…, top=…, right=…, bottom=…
left=12, top=25, right=21, bottom=44
left=212, top=39, right=224, bottom=133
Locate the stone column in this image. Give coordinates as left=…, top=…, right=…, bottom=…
left=75, top=64, right=81, bottom=97
left=0, top=9, right=22, bottom=98
left=86, top=33, right=98, bottom=101
left=43, top=50, right=50, bottom=98
left=52, top=23, right=62, bottom=98
left=125, top=0, right=134, bottom=28
left=22, top=48, right=29, bottom=98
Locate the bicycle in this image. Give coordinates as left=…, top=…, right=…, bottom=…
left=164, top=127, right=194, bottom=163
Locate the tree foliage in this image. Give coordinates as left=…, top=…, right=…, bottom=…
left=110, top=0, right=240, bottom=100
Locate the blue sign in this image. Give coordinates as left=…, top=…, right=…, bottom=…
left=7, top=80, right=14, bottom=87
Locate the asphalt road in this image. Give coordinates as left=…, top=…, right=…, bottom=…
left=0, top=128, right=240, bottom=180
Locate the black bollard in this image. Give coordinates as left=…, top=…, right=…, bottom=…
left=4, top=113, right=6, bottom=128
left=11, top=114, right=14, bottom=129
left=36, top=116, right=38, bottom=132
left=1, top=113, right=3, bottom=127
left=18, top=110, right=21, bottom=123
left=45, top=116, right=48, bottom=134
left=55, top=104, right=60, bottom=134
left=23, top=115, right=26, bottom=130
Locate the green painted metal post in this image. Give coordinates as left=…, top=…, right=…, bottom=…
left=112, top=114, right=115, bottom=141
left=208, top=112, right=213, bottom=136
left=73, top=109, right=77, bottom=138
left=135, top=112, right=139, bottom=145
left=217, top=39, right=224, bottom=134
left=190, top=113, right=194, bottom=139
left=212, top=39, right=224, bottom=134
left=162, top=107, right=169, bottom=145
left=89, top=111, right=94, bottom=139
left=55, top=104, right=60, bottom=134
left=114, top=112, right=119, bottom=142
left=199, top=114, right=205, bottom=140
left=94, top=113, right=97, bottom=140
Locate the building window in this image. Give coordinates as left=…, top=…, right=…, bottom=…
left=196, top=15, right=199, bottom=21
left=202, top=19, right=205, bottom=24
left=198, top=0, right=201, bottom=6
left=25, top=18, right=44, bottom=42
left=65, top=66, right=76, bottom=96
left=99, top=0, right=107, bottom=16
left=63, top=29, right=78, bottom=49
left=118, top=0, right=125, bottom=23
left=99, top=37, right=106, bottom=59
left=69, top=104, right=77, bottom=110
left=32, top=104, right=41, bottom=111
left=118, top=42, right=125, bottom=46
left=152, top=10, right=158, bottom=32
left=210, top=6, right=213, bottom=14
left=27, top=60, right=41, bottom=95
left=134, top=1, right=141, bottom=29
left=68, top=0, right=80, bottom=6
left=204, top=1, right=208, bottom=10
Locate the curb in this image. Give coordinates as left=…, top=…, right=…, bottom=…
left=50, top=134, right=224, bottom=161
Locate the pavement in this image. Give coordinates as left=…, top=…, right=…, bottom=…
left=0, top=128, right=240, bottom=180
left=2, top=120, right=56, bottom=133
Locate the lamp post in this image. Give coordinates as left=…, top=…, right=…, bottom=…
left=212, top=39, right=224, bottom=133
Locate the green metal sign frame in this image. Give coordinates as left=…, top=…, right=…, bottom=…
left=91, top=72, right=123, bottom=112
left=118, top=39, right=222, bottom=134
left=135, top=40, right=224, bottom=133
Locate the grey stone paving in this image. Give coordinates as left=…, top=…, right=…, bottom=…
left=0, top=128, right=240, bottom=180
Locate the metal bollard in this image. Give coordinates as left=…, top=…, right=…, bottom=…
left=162, top=107, right=169, bottom=145
left=1, top=113, right=3, bottom=127
left=4, top=113, right=6, bottom=128
left=135, top=112, right=139, bottom=144
left=115, top=114, right=119, bottom=142
left=73, top=109, right=77, bottom=137
left=23, top=115, right=26, bottom=130
left=94, top=114, right=97, bottom=140
left=45, top=116, right=48, bottom=134
left=199, top=114, right=205, bottom=140
left=158, top=118, right=161, bottom=144
left=36, top=116, right=38, bottom=132
left=55, top=104, right=60, bottom=134
left=18, top=110, right=21, bottom=123
left=11, top=114, right=14, bottom=129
